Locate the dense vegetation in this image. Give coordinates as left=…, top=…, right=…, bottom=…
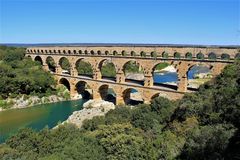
left=76, top=61, right=93, bottom=76
left=0, top=46, right=58, bottom=109
left=0, top=59, right=239, bottom=159
left=101, top=62, right=116, bottom=77
left=0, top=46, right=56, bottom=98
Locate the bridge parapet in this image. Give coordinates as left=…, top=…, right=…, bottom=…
left=26, top=45, right=240, bottom=61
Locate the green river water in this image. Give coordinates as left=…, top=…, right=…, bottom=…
left=0, top=99, right=86, bottom=143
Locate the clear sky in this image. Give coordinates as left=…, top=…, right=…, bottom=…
left=0, top=0, right=239, bottom=45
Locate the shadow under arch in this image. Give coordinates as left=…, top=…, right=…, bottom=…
left=98, top=59, right=116, bottom=82
left=59, top=78, right=70, bottom=91
left=122, top=60, right=145, bottom=86
left=98, top=84, right=116, bottom=104
left=122, top=88, right=143, bottom=105
left=46, top=56, right=56, bottom=73
left=75, top=81, right=92, bottom=99
left=34, top=56, right=43, bottom=65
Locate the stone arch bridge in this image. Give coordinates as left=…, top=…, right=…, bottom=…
left=26, top=45, right=239, bottom=105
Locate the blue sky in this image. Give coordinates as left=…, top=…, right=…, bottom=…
left=0, top=0, right=239, bottom=45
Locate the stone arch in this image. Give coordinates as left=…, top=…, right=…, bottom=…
left=97, top=50, right=101, bottom=55
left=75, top=58, right=93, bottom=78
left=34, top=56, right=43, bottom=65
left=84, top=50, right=88, bottom=55
left=221, top=53, right=230, bottom=60
left=185, top=52, right=192, bottom=59
left=151, top=93, right=161, bottom=100
left=79, top=50, right=83, bottom=54
left=122, top=60, right=145, bottom=85
left=63, top=50, right=66, bottom=54
left=59, top=57, right=71, bottom=74
left=140, top=51, right=146, bottom=57
left=75, top=81, right=92, bottom=99
left=122, top=50, right=127, bottom=56
left=152, top=62, right=178, bottom=90
left=162, top=51, right=168, bottom=58
left=49, top=50, right=52, bottom=53
left=90, top=50, right=95, bottom=55
left=187, top=64, right=213, bottom=90
left=59, top=78, right=70, bottom=91
left=122, top=88, right=144, bottom=105
left=113, top=50, right=118, bottom=55
left=151, top=51, right=157, bottom=58
left=98, top=59, right=116, bottom=81
left=105, top=51, right=109, bottom=55
left=46, top=56, right=56, bottom=72
left=68, top=50, right=71, bottom=54
left=98, top=84, right=116, bottom=104
left=131, top=51, right=136, bottom=56
left=196, top=52, right=204, bottom=60
left=174, top=52, right=181, bottom=59
left=235, top=53, right=240, bottom=59
left=208, top=52, right=217, bottom=60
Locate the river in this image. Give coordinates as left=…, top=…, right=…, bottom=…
left=0, top=99, right=86, bottom=143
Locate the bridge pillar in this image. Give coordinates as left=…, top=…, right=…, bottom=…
left=176, top=61, right=189, bottom=92
left=70, top=67, right=78, bottom=77
left=93, top=69, right=102, bottom=80
left=211, top=64, right=226, bottom=77
left=116, top=71, right=125, bottom=83
left=177, top=76, right=187, bottom=92
left=116, top=95, right=124, bottom=105
left=56, top=66, right=62, bottom=74
left=144, top=75, right=153, bottom=87
left=92, top=90, right=101, bottom=100
left=70, top=79, right=78, bottom=99
left=42, top=65, right=49, bottom=72
left=142, top=90, right=151, bottom=104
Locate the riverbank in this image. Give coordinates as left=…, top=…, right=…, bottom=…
left=0, top=94, right=69, bottom=112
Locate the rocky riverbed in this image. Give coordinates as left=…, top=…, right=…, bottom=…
left=0, top=95, right=67, bottom=112
left=62, top=99, right=115, bottom=128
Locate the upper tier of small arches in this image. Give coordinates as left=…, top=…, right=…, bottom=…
left=26, top=47, right=240, bottom=60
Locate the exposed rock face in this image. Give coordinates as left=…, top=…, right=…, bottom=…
left=13, top=95, right=65, bottom=109
left=1, top=95, right=65, bottom=111
left=193, top=72, right=212, bottom=79
left=65, top=100, right=115, bottom=128
left=130, top=92, right=144, bottom=101
left=126, top=73, right=145, bottom=81
left=154, top=66, right=176, bottom=73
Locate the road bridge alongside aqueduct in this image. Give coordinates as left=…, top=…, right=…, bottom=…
left=25, top=45, right=239, bottom=104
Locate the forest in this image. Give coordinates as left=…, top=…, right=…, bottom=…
left=0, top=45, right=239, bottom=159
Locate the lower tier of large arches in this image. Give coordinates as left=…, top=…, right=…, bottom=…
left=56, top=75, right=185, bottom=105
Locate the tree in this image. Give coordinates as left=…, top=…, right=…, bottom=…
left=93, top=123, right=153, bottom=160
left=150, top=97, right=175, bottom=124
left=179, top=124, right=236, bottom=160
